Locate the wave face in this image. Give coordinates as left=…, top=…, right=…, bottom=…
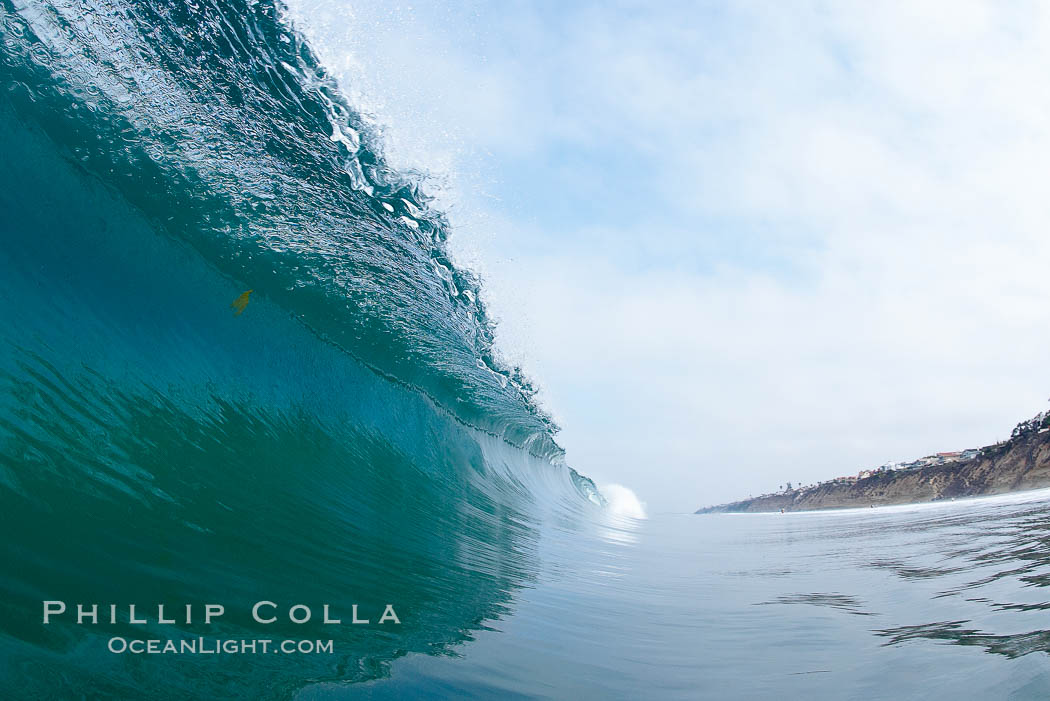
left=0, top=0, right=601, bottom=696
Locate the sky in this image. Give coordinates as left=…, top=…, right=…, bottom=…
left=285, top=0, right=1050, bottom=512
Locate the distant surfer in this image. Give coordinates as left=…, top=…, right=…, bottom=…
left=231, top=289, right=253, bottom=316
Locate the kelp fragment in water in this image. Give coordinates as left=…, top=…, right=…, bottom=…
left=231, top=290, right=253, bottom=316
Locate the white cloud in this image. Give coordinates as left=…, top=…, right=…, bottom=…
left=287, top=0, right=1050, bottom=509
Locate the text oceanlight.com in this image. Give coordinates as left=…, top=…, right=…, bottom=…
left=42, top=601, right=401, bottom=655
left=107, top=637, right=335, bottom=655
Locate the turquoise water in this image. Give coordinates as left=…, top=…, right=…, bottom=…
left=4, top=0, right=1050, bottom=698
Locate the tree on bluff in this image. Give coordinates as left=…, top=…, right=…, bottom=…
left=1012, top=409, right=1050, bottom=440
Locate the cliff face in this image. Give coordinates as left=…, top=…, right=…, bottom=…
left=697, top=429, right=1050, bottom=513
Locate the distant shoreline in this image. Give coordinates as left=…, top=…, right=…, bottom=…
left=697, top=419, right=1050, bottom=514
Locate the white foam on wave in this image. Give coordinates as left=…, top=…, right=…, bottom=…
left=601, top=484, right=648, bottom=520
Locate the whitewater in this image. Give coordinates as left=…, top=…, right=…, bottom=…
left=4, top=0, right=1050, bottom=698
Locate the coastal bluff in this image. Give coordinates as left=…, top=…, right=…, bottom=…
left=697, top=425, right=1050, bottom=514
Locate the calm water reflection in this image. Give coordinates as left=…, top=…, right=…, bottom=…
left=333, top=490, right=1050, bottom=700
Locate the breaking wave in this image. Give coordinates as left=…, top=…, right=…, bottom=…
left=0, top=0, right=603, bottom=697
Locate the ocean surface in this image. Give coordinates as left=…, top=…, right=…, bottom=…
left=355, top=492, right=1050, bottom=700
left=3, top=0, right=1050, bottom=698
